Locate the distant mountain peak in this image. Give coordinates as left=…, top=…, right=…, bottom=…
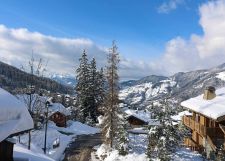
left=49, top=73, right=76, bottom=87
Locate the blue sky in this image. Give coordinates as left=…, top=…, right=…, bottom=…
left=1, top=0, right=225, bottom=79
left=0, top=0, right=205, bottom=58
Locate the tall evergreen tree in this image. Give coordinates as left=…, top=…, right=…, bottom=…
left=89, top=58, right=98, bottom=124
left=147, top=99, right=180, bottom=161
left=96, top=67, right=106, bottom=113
left=75, top=50, right=91, bottom=123
left=102, top=41, right=128, bottom=154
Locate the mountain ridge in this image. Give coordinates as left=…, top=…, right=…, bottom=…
left=120, top=63, right=225, bottom=107
left=0, top=61, right=73, bottom=94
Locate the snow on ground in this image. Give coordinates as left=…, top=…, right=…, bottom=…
left=92, top=144, right=204, bottom=161
left=18, top=121, right=99, bottom=160
left=50, top=120, right=100, bottom=135
left=14, top=143, right=54, bottom=161
left=128, top=133, right=148, bottom=154
left=173, top=148, right=205, bottom=161
left=216, top=71, right=225, bottom=81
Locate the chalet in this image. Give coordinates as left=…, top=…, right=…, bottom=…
left=181, top=86, right=225, bottom=159
left=0, top=88, right=33, bottom=161
left=49, top=103, right=70, bottom=127
left=125, top=109, right=159, bottom=128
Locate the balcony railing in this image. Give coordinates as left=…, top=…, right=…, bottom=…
left=182, top=115, right=224, bottom=137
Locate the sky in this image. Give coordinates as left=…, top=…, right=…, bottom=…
left=0, top=0, right=225, bottom=80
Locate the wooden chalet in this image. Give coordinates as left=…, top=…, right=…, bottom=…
left=181, top=86, right=225, bottom=159
left=127, top=115, right=148, bottom=127
left=0, top=88, right=33, bottom=161
left=49, top=111, right=67, bottom=127
left=48, top=103, right=70, bottom=127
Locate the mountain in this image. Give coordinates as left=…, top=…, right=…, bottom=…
left=120, top=63, right=225, bottom=107
left=120, top=75, right=168, bottom=88
left=50, top=74, right=76, bottom=87
left=0, top=61, right=73, bottom=94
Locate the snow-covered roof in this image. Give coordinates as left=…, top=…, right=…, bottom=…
left=125, top=109, right=151, bottom=123
left=181, top=87, right=225, bottom=121
left=172, top=111, right=192, bottom=121
left=0, top=88, right=34, bottom=142
left=49, top=103, right=71, bottom=116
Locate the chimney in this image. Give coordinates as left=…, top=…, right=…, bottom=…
left=203, top=86, right=216, bottom=100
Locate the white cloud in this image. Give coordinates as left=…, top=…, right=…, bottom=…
left=157, top=0, right=184, bottom=14
left=0, top=24, right=153, bottom=80
left=157, top=0, right=225, bottom=75
left=0, top=25, right=107, bottom=76
left=1, top=0, right=225, bottom=80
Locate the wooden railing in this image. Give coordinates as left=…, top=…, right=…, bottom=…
left=182, top=116, right=206, bottom=136
left=182, top=115, right=224, bottom=138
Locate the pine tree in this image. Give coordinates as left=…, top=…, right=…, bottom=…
left=96, top=67, right=106, bottom=114
left=115, top=112, right=129, bottom=155
left=75, top=50, right=91, bottom=123
left=89, top=58, right=98, bottom=124
left=147, top=99, right=180, bottom=161
left=102, top=41, right=128, bottom=155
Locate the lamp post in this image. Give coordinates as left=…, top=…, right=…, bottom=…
left=26, top=85, right=35, bottom=150
left=44, top=101, right=50, bottom=154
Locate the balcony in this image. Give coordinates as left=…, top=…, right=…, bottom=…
left=183, top=115, right=225, bottom=138
left=183, top=116, right=206, bottom=135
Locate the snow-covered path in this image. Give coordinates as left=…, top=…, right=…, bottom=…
left=62, top=133, right=102, bottom=161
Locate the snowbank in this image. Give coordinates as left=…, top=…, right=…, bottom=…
left=92, top=145, right=204, bottom=161
left=19, top=120, right=99, bottom=160
left=50, top=120, right=100, bottom=135
left=216, top=71, right=225, bottom=81
left=0, top=88, right=33, bottom=142
left=92, top=144, right=148, bottom=161
left=14, top=143, right=54, bottom=161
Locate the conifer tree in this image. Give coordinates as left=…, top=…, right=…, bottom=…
left=89, top=58, right=98, bottom=124
left=96, top=67, right=106, bottom=113
left=147, top=99, right=180, bottom=161
left=102, top=41, right=128, bottom=154
left=75, top=50, right=91, bottom=123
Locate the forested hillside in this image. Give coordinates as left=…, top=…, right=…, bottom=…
left=0, top=61, right=73, bottom=94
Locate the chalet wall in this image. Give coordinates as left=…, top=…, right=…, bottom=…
left=49, top=112, right=67, bottom=127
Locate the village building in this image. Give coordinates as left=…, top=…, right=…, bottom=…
left=49, top=103, right=70, bottom=127
left=0, top=88, right=34, bottom=161
left=181, top=86, right=225, bottom=159
left=125, top=109, right=159, bottom=127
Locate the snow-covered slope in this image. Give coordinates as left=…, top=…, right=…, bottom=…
left=14, top=144, right=54, bottom=161
left=50, top=74, right=76, bottom=87
left=120, top=78, right=177, bottom=105
left=120, top=63, right=225, bottom=106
